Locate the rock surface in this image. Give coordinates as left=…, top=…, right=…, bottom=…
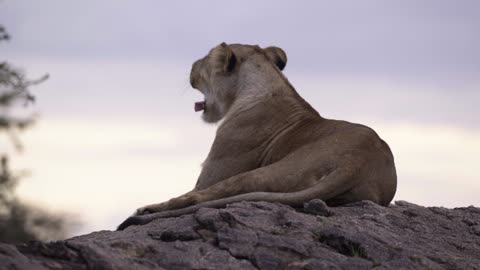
left=1, top=200, right=479, bottom=270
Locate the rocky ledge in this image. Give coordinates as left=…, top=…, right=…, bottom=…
left=1, top=200, right=479, bottom=270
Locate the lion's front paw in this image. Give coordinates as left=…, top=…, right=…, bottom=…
left=135, top=207, right=153, bottom=216
left=135, top=202, right=168, bottom=215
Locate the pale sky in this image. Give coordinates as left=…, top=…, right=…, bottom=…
left=1, top=0, right=479, bottom=236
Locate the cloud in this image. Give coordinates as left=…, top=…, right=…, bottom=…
left=377, top=123, right=480, bottom=208
left=292, top=74, right=480, bottom=129
left=13, top=118, right=215, bottom=234
left=2, top=0, right=479, bottom=84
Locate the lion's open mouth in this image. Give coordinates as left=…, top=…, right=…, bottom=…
left=194, top=101, right=206, bottom=112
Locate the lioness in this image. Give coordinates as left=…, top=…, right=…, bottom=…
left=118, top=43, right=397, bottom=230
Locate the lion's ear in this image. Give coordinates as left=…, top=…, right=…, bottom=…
left=264, top=46, right=287, bottom=71
left=214, top=42, right=236, bottom=73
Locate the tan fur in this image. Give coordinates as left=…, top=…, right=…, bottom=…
left=117, top=43, right=397, bottom=230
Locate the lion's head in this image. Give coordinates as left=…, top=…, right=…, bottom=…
left=190, top=43, right=287, bottom=123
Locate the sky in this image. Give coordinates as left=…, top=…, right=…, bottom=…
left=1, top=0, right=479, bottom=236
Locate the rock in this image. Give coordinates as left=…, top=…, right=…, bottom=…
left=1, top=200, right=479, bottom=270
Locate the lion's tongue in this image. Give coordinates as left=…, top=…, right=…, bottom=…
left=194, top=101, right=206, bottom=112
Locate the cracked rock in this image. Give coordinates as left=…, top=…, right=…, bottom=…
left=1, top=200, right=479, bottom=270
